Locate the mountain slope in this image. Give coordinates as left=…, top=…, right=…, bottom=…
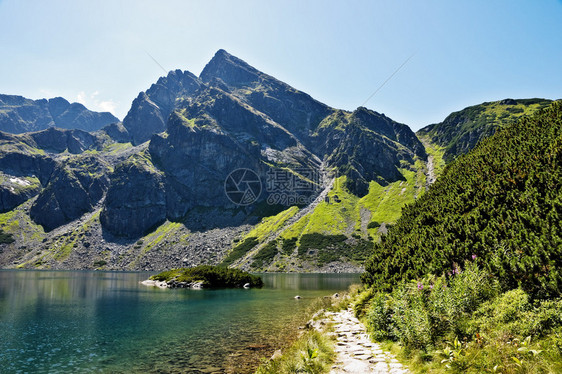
left=417, top=98, right=552, bottom=162
left=100, top=50, right=425, bottom=238
left=0, top=50, right=426, bottom=271
left=0, top=94, right=119, bottom=133
left=363, top=101, right=562, bottom=298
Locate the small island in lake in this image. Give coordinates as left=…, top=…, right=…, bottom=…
left=142, top=265, right=263, bottom=289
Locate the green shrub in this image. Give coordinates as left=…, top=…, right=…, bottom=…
left=251, top=241, right=279, bottom=269
left=470, top=289, right=562, bottom=339
left=366, top=293, right=391, bottom=341
left=220, top=237, right=258, bottom=267
left=93, top=260, right=107, bottom=268
left=0, top=229, right=14, bottom=244
left=363, top=102, right=562, bottom=298
left=151, top=269, right=182, bottom=281
left=389, top=284, right=434, bottom=349
left=282, top=237, right=298, bottom=255
left=365, top=263, right=499, bottom=349
left=353, top=288, right=374, bottom=318
left=296, top=233, right=371, bottom=266
left=151, top=265, right=263, bottom=288
left=298, top=233, right=346, bottom=254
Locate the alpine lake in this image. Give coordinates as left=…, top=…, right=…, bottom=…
left=0, top=270, right=360, bottom=373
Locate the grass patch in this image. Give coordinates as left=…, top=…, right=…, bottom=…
left=358, top=169, right=417, bottom=227
left=281, top=176, right=359, bottom=239
left=255, top=329, right=335, bottom=374
left=141, top=221, right=183, bottom=253
left=51, top=235, right=78, bottom=261
left=246, top=206, right=299, bottom=242
left=0, top=204, right=45, bottom=241
left=418, top=135, right=446, bottom=179
left=102, top=142, right=133, bottom=154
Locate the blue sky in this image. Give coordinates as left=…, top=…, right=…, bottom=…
left=1, top=0, right=561, bottom=130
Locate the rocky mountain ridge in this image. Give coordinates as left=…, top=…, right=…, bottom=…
left=0, top=94, right=119, bottom=133
left=417, top=98, right=552, bottom=162
left=0, top=50, right=547, bottom=272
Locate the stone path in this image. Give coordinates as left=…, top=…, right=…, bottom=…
left=325, top=309, right=409, bottom=374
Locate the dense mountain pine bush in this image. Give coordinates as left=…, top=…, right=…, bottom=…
left=362, top=101, right=562, bottom=298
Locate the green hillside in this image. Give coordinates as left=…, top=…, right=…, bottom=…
left=363, top=101, right=562, bottom=298
left=418, top=98, right=552, bottom=163
left=228, top=161, right=427, bottom=271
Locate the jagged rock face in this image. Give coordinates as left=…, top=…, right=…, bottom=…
left=104, top=82, right=320, bottom=234
left=122, top=93, right=167, bottom=145
left=0, top=149, right=55, bottom=186
left=0, top=174, right=41, bottom=213
left=98, top=50, right=426, bottom=235
left=352, top=107, right=426, bottom=157
left=0, top=94, right=118, bottom=133
left=312, top=108, right=426, bottom=195
left=181, top=87, right=298, bottom=150
left=200, top=49, right=333, bottom=144
left=0, top=128, right=105, bottom=188
left=0, top=128, right=110, bottom=222
left=122, top=70, right=201, bottom=145
left=198, top=51, right=425, bottom=195
left=30, top=155, right=110, bottom=231
left=148, top=88, right=310, bottom=221
left=149, top=104, right=268, bottom=220
left=100, top=154, right=166, bottom=237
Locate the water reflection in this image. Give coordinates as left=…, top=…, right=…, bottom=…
left=0, top=270, right=360, bottom=373
left=260, top=272, right=360, bottom=290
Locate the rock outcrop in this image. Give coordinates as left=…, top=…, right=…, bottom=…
left=0, top=174, right=41, bottom=212
left=30, top=155, right=110, bottom=231
left=100, top=153, right=166, bottom=237
left=312, top=108, right=426, bottom=195
left=122, top=70, right=201, bottom=144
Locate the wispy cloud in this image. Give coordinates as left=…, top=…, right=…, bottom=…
left=75, top=91, right=118, bottom=116
left=76, top=91, right=87, bottom=105
left=98, top=100, right=117, bottom=113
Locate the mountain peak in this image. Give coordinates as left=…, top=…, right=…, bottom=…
left=215, top=48, right=229, bottom=57
left=200, top=49, right=259, bottom=86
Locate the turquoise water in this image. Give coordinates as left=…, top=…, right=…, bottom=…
left=0, top=270, right=359, bottom=373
